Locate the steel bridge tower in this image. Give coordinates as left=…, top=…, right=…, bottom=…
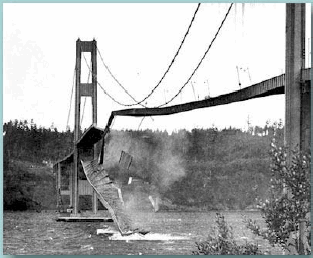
left=72, top=39, right=98, bottom=215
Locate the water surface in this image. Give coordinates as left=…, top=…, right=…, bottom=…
left=3, top=210, right=283, bottom=255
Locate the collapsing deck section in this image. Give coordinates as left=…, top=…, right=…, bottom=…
left=81, top=159, right=135, bottom=235
left=55, top=126, right=148, bottom=235
left=55, top=125, right=108, bottom=166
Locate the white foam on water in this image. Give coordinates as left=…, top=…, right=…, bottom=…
left=108, top=233, right=189, bottom=241
left=97, top=228, right=116, bottom=235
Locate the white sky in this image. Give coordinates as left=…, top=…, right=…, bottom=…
left=3, top=3, right=311, bottom=132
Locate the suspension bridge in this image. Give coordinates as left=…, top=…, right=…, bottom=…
left=53, top=3, right=310, bottom=231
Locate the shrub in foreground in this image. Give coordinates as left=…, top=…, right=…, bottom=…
left=244, top=142, right=311, bottom=255
left=193, top=213, right=263, bottom=255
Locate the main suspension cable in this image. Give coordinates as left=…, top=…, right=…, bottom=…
left=81, top=50, right=134, bottom=106
left=157, top=3, right=234, bottom=108
left=96, top=3, right=201, bottom=107
left=96, top=48, right=146, bottom=107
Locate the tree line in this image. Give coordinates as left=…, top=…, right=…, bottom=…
left=4, top=120, right=73, bottom=164
left=3, top=119, right=284, bottom=210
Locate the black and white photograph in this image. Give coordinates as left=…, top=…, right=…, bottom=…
left=3, top=2, right=311, bottom=255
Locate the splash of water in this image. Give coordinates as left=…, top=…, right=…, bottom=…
left=108, top=232, right=189, bottom=241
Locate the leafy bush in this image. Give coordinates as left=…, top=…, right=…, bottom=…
left=244, top=141, right=311, bottom=254
left=193, top=213, right=263, bottom=255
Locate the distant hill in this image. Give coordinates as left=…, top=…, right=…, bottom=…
left=3, top=119, right=284, bottom=211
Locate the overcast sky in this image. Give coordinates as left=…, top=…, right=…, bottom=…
left=3, top=3, right=311, bottom=132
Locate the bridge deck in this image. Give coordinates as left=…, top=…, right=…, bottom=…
left=112, top=68, right=310, bottom=118
left=54, top=68, right=310, bottom=167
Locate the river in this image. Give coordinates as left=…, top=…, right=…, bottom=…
left=3, top=210, right=284, bottom=255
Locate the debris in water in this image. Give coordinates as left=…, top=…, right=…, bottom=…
left=108, top=233, right=189, bottom=241
left=97, top=227, right=117, bottom=236
left=148, top=195, right=160, bottom=212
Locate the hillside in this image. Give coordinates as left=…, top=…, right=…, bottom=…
left=3, top=159, right=55, bottom=210
left=3, top=119, right=284, bottom=211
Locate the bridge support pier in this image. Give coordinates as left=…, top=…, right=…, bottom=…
left=285, top=3, right=310, bottom=157
left=285, top=6, right=310, bottom=254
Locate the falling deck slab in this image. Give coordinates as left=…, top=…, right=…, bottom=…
left=56, top=216, right=113, bottom=222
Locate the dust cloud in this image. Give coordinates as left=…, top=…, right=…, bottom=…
left=102, top=130, right=187, bottom=192
left=100, top=130, right=188, bottom=218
